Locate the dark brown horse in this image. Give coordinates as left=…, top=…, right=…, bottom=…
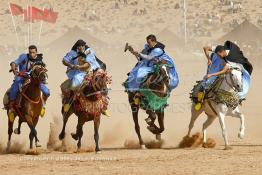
left=126, top=60, right=170, bottom=148
left=4, top=65, right=48, bottom=150
left=59, top=69, right=111, bottom=152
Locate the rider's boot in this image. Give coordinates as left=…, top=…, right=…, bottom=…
left=8, top=100, right=16, bottom=122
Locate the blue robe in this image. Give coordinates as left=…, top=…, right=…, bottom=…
left=201, top=53, right=225, bottom=89
left=9, top=54, right=50, bottom=100
left=127, top=44, right=179, bottom=92
left=63, top=48, right=101, bottom=89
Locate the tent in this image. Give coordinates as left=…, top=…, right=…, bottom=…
left=157, top=28, right=185, bottom=49
left=217, top=20, right=262, bottom=46
left=46, top=25, right=108, bottom=52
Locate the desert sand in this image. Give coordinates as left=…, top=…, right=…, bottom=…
left=0, top=0, right=262, bottom=175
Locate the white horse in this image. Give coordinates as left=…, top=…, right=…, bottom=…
left=187, top=63, right=244, bottom=150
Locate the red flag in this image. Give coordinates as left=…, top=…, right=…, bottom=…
left=9, top=3, right=23, bottom=16
left=24, top=6, right=44, bottom=22
left=42, top=8, right=58, bottom=23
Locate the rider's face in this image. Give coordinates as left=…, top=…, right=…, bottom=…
left=147, top=39, right=157, bottom=48
left=77, top=45, right=85, bottom=53
left=28, top=49, right=37, bottom=59
left=217, top=50, right=227, bottom=58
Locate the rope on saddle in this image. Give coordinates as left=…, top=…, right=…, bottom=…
left=213, top=89, right=240, bottom=109
left=139, top=86, right=170, bottom=112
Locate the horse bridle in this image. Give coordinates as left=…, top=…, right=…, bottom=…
left=224, top=67, right=241, bottom=92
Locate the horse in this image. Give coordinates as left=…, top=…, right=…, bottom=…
left=4, top=64, right=48, bottom=150
left=59, top=69, right=111, bottom=152
left=187, top=64, right=244, bottom=150
left=125, top=60, right=170, bottom=148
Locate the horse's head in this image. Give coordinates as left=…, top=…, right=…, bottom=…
left=31, top=64, right=48, bottom=84
left=146, top=60, right=170, bottom=97
left=226, top=65, right=243, bottom=92
left=83, top=69, right=111, bottom=96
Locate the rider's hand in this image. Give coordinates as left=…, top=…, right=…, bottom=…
left=13, top=70, right=19, bottom=76
left=206, top=74, right=213, bottom=79
left=207, top=59, right=212, bottom=66
left=73, top=65, right=80, bottom=70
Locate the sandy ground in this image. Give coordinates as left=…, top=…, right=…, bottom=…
left=0, top=0, right=262, bottom=174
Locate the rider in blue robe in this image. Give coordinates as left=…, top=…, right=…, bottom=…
left=126, top=35, right=179, bottom=93
left=8, top=45, right=50, bottom=117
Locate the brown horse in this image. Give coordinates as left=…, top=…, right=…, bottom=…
left=59, top=69, right=110, bottom=152
left=4, top=65, right=48, bottom=150
left=126, top=60, right=170, bottom=148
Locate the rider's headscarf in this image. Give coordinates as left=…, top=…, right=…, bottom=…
left=71, top=39, right=87, bottom=51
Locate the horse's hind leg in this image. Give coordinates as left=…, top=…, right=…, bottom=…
left=187, top=104, right=203, bottom=136
left=132, top=105, right=145, bottom=148
left=71, top=116, right=85, bottom=150
left=94, top=116, right=101, bottom=153
left=230, top=107, right=245, bottom=139
left=59, top=107, right=73, bottom=140
left=202, top=115, right=216, bottom=147
left=7, top=114, right=15, bottom=150
left=14, top=118, right=22, bottom=135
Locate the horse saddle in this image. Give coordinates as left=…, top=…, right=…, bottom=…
left=3, top=78, right=31, bottom=108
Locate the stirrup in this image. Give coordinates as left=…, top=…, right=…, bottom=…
left=102, top=110, right=111, bottom=117
left=40, top=107, right=45, bottom=117
left=194, top=103, right=202, bottom=111
left=63, top=104, right=71, bottom=113
left=8, top=110, right=15, bottom=122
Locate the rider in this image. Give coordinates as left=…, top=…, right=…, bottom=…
left=61, top=39, right=110, bottom=116
left=195, top=45, right=232, bottom=110
left=126, top=34, right=179, bottom=102
left=204, top=42, right=251, bottom=100
left=8, top=45, right=50, bottom=117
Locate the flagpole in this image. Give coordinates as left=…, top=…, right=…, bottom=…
left=27, top=4, right=30, bottom=46
left=30, top=0, right=33, bottom=44
left=8, top=2, right=20, bottom=46
left=37, top=7, right=44, bottom=46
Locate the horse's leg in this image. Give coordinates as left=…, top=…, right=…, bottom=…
left=59, top=107, right=73, bottom=140
left=217, top=109, right=231, bottom=150
left=14, top=118, right=22, bottom=135
left=229, top=106, right=245, bottom=139
left=155, top=111, right=165, bottom=141
left=94, top=116, right=101, bottom=153
left=33, top=117, right=41, bottom=147
left=74, top=116, right=85, bottom=150
left=7, top=113, right=15, bottom=150
left=131, top=105, right=144, bottom=148
left=202, top=115, right=216, bottom=148
left=145, top=110, right=157, bottom=126
left=146, top=110, right=160, bottom=134
left=25, top=114, right=38, bottom=149
left=187, top=104, right=203, bottom=136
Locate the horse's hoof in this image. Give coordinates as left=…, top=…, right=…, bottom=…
left=156, top=134, right=161, bottom=141
left=14, top=128, right=20, bottom=135
left=141, top=144, right=146, bottom=149
left=71, top=133, right=78, bottom=140
left=36, top=143, right=42, bottom=148
left=145, top=117, right=152, bottom=125
left=224, top=146, right=233, bottom=150
left=59, top=132, right=65, bottom=140
left=96, top=150, right=102, bottom=154
left=147, top=126, right=156, bottom=133
left=202, top=143, right=208, bottom=148
left=238, top=132, right=244, bottom=139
